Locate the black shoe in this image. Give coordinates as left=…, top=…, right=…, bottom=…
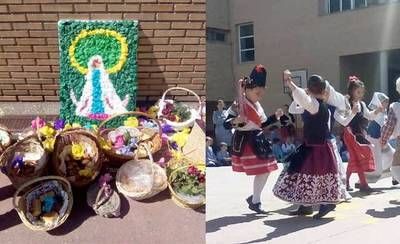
left=359, top=185, right=373, bottom=193
left=346, top=185, right=354, bottom=191
left=288, top=205, right=313, bottom=216
left=313, top=204, right=336, bottom=219
left=392, top=179, right=399, bottom=186
left=246, top=196, right=268, bottom=214
left=355, top=183, right=361, bottom=189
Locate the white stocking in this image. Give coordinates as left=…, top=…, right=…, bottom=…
left=252, top=173, right=270, bottom=204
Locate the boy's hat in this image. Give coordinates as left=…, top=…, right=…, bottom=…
left=243, top=64, right=267, bottom=88
left=220, top=142, right=228, bottom=146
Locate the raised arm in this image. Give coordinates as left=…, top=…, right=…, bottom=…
left=361, top=101, right=380, bottom=121
left=292, top=87, right=319, bottom=115
left=326, top=80, right=346, bottom=111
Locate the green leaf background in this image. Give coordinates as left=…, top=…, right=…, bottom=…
left=58, top=20, right=139, bottom=127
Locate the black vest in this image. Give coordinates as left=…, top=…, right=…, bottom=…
left=349, top=102, right=368, bottom=135
left=302, top=99, right=329, bottom=144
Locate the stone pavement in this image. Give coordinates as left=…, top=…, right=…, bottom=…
left=206, top=165, right=400, bottom=244
left=0, top=170, right=204, bottom=244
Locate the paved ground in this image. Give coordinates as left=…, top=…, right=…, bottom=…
left=0, top=173, right=205, bottom=244
left=206, top=165, right=400, bottom=244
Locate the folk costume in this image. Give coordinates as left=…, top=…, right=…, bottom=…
left=380, top=78, right=400, bottom=183
left=366, top=92, right=394, bottom=181
left=334, top=94, right=378, bottom=191
left=224, top=65, right=278, bottom=213
left=273, top=81, right=344, bottom=218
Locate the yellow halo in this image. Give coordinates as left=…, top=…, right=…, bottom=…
left=68, top=28, right=128, bottom=74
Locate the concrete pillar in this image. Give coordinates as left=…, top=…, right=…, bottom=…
left=380, top=51, right=388, bottom=94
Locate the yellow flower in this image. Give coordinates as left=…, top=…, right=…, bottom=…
left=39, top=125, right=55, bottom=138
left=99, top=137, right=112, bottom=150
left=147, top=106, right=159, bottom=118
left=64, top=123, right=72, bottom=131
left=43, top=138, right=55, bottom=152
left=79, top=168, right=93, bottom=178
left=124, top=117, right=139, bottom=127
left=72, top=123, right=81, bottom=128
left=175, top=115, right=181, bottom=122
left=171, top=150, right=183, bottom=161
left=171, top=129, right=190, bottom=149
left=71, top=143, right=85, bottom=160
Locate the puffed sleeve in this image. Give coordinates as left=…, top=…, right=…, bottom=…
left=361, top=101, right=378, bottom=121
left=292, top=87, right=319, bottom=115
left=326, top=80, right=346, bottom=111
left=334, top=109, right=356, bottom=126
left=288, top=101, right=304, bottom=114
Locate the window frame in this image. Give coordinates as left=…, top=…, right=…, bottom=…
left=328, top=0, right=367, bottom=13
left=238, top=22, right=255, bottom=64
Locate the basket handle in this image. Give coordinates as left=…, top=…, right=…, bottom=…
left=158, top=87, right=202, bottom=117
left=94, top=185, right=111, bottom=209
left=0, top=134, right=40, bottom=170
left=97, top=111, right=162, bottom=137
left=13, top=176, right=71, bottom=209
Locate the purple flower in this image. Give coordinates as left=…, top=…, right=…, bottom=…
left=156, top=157, right=167, bottom=168
left=54, top=118, right=66, bottom=130
left=162, top=124, right=174, bottom=134
left=11, top=155, right=24, bottom=169
left=118, top=145, right=133, bottom=155
left=170, top=142, right=178, bottom=150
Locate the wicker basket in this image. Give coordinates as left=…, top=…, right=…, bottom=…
left=98, top=111, right=162, bottom=167
left=13, top=176, right=73, bottom=231
left=0, top=124, right=12, bottom=154
left=167, top=163, right=205, bottom=209
left=116, top=145, right=167, bottom=200
left=86, top=183, right=121, bottom=218
left=0, top=135, right=48, bottom=189
left=52, top=128, right=103, bottom=187
left=157, top=87, right=201, bottom=131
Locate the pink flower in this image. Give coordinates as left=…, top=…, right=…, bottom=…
left=198, top=173, right=205, bottom=183
left=31, top=117, right=46, bottom=130
left=187, top=165, right=199, bottom=176
left=113, top=135, right=125, bottom=149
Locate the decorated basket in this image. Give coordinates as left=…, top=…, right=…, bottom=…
left=0, top=124, right=12, bottom=154
left=157, top=87, right=201, bottom=131
left=116, top=145, right=167, bottom=200
left=167, top=160, right=205, bottom=209
left=98, top=111, right=162, bottom=167
left=13, top=176, right=73, bottom=231
left=52, top=128, right=103, bottom=187
left=0, top=135, right=49, bottom=189
left=86, top=174, right=121, bottom=218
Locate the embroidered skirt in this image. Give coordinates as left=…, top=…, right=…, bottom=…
left=343, top=127, right=375, bottom=173
left=273, top=142, right=343, bottom=205
left=231, top=131, right=278, bottom=175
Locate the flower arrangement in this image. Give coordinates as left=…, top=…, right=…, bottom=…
left=58, top=20, right=138, bottom=127
left=161, top=101, right=191, bottom=122
left=170, top=165, right=205, bottom=198
left=106, top=127, right=140, bottom=156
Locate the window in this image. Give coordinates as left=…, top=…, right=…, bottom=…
left=327, top=0, right=399, bottom=14
left=206, top=28, right=227, bottom=42
left=238, top=23, right=255, bottom=63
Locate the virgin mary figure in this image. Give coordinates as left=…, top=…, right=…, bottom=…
left=70, top=55, right=130, bottom=120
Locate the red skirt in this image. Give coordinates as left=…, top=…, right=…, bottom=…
left=273, top=142, right=343, bottom=205
left=343, top=127, right=375, bottom=173
left=232, top=143, right=278, bottom=175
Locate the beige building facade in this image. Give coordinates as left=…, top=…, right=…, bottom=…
left=207, top=0, right=400, bottom=115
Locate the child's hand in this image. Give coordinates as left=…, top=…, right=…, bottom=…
left=283, top=70, right=292, bottom=86
left=352, top=102, right=360, bottom=114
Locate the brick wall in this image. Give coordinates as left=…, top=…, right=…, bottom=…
left=0, top=0, right=206, bottom=102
